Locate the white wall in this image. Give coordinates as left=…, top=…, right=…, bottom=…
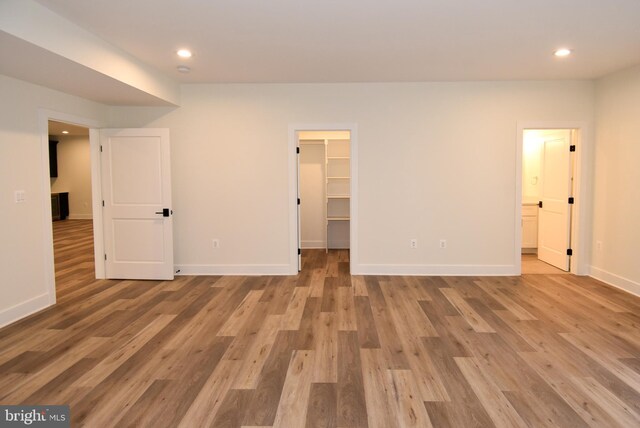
left=0, top=74, right=108, bottom=327
left=109, top=80, right=595, bottom=275
left=300, top=144, right=326, bottom=249
left=50, top=135, right=93, bottom=219
left=522, top=131, right=543, bottom=204
left=591, top=65, right=640, bottom=295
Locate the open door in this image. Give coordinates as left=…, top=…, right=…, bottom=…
left=537, top=133, right=572, bottom=271
left=100, top=128, right=174, bottom=280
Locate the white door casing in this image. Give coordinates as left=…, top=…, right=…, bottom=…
left=296, top=141, right=302, bottom=271
left=537, top=135, right=572, bottom=271
left=101, top=128, right=174, bottom=280
left=288, top=123, right=358, bottom=275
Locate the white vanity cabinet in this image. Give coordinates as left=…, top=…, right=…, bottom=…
left=522, top=204, right=538, bottom=251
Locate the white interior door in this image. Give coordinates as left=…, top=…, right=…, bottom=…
left=538, top=135, right=572, bottom=271
left=101, top=128, right=174, bottom=280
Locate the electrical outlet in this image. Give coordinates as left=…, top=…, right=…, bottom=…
left=439, top=239, right=447, bottom=249
left=14, top=190, right=25, bottom=203
left=212, top=239, right=220, bottom=249
left=596, top=241, right=602, bottom=252
left=410, top=239, right=418, bottom=249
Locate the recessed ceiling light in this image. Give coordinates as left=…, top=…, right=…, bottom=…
left=177, top=65, right=191, bottom=73
left=554, top=48, right=572, bottom=57
left=177, top=49, right=192, bottom=58
left=62, top=130, right=69, bottom=134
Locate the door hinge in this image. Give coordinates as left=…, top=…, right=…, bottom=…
left=296, top=147, right=300, bottom=154
left=567, top=249, right=573, bottom=256
left=297, top=198, right=300, bottom=205
left=298, top=248, right=301, bottom=255
left=569, top=145, right=576, bottom=152
left=102, top=200, right=105, bottom=207
left=538, top=201, right=543, bottom=208
left=568, top=197, right=575, bottom=204
left=100, top=145, right=103, bottom=152
left=104, top=254, right=107, bottom=260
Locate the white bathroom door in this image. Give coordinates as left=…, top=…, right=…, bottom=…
left=100, top=128, right=174, bottom=280
left=537, top=135, right=572, bottom=271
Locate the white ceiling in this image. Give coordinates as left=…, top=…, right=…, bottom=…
left=48, top=120, right=88, bottom=137
left=32, top=0, right=640, bottom=83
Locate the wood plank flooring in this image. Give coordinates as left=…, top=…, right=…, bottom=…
left=521, top=254, right=569, bottom=275
left=0, top=220, right=639, bottom=427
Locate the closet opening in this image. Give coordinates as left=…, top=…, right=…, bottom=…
left=297, top=130, right=351, bottom=271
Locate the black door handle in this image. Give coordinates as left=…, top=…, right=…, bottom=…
left=155, top=208, right=171, bottom=217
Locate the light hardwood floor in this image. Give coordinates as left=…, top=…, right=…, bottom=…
left=522, top=254, right=570, bottom=275
left=0, top=220, right=639, bottom=427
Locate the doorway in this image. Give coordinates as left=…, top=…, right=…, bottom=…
left=38, top=109, right=104, bottom=306
left=288, top=124, right=358, bottom=274
left=521, top=128, right=577, bottom=273
left=298, top=130, right=351, bottom=258
left=47, top=120, right=96, bottom=293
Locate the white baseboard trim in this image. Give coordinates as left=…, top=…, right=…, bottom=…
left=0, top=293, right=52, bottom=329
left=302, top=240, right=326, bottom=249
left=175, top=264, right=292, bottom=276
left=67, top=214, right=93, bottom=220
left=589, top=266, right=640, bottom=297
left=352, top=264, right=516, bottom=276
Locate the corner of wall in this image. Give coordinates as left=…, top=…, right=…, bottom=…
left=0, top=293, right=52, bottom=329
left=589, top=266, right=640, bottom=298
